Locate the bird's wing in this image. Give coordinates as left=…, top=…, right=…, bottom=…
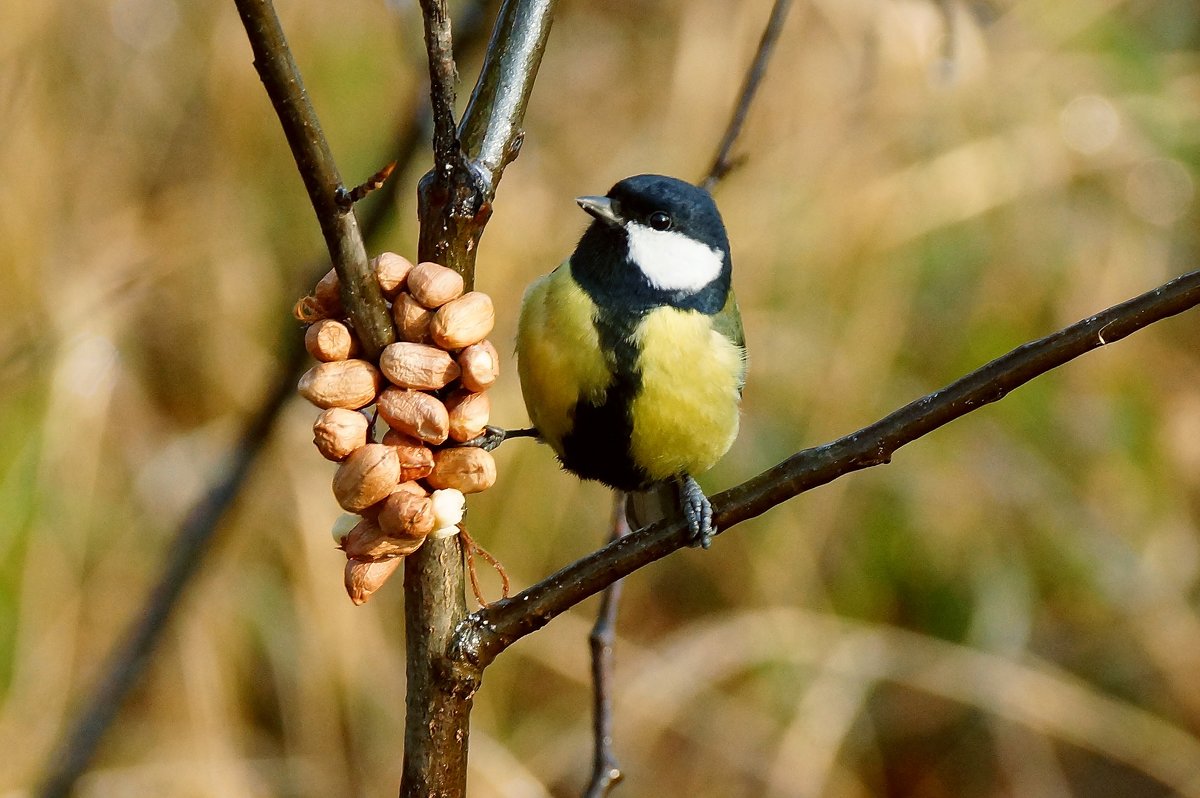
left=712, top=289, right=747, bottom=393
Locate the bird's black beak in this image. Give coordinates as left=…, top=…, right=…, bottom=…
left=576, top=195, right=623, bottom=226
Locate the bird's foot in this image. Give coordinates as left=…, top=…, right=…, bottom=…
left=677, top=474, right=715, bottom=549
left=451, top=425, right=539, bottom=452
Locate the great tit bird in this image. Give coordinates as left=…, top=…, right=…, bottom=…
left=516, top=174, right=746, bottom=548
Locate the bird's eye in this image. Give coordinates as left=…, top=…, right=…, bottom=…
left=648, top=211, right=672, bottom=231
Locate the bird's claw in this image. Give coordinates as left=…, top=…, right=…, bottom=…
left=678, top=474, right=715, bottom=549
left=451, top=425, right=540, bottom=452
left=454, top=425, right=510, bottom=452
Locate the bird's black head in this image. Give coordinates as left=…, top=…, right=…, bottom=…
left=570, top=174, right=732, bottom=315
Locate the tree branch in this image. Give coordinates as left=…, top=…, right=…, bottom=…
left=458, top=0, right=555, bottom=190
left=33, top=337, right=307, bottom=798
left=418, top=0, right=462, bottom=169
left=403, top=1, right=558, bottom=795
left=699, top=0, right=794, bottom=191
left=416, top=0, right=556, bottom=280
left=402, top=7, right=476, bottom=796
left=454, top=267, right=1200, bottom=669
left=234, top=0, right=394, bottom=359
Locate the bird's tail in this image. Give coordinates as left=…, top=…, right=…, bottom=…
left=624, top=483, right=680, bottom=531
left=625, top=476, right=716, bottom=548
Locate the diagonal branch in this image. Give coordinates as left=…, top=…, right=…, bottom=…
left=700, top=0, right=794, bottom=191
left=234, top=0, right=394, bottom=359
left=33, top=337, right=308, bottom=798
left=455, top=267, right=1200, bottom=669
left=458, top=0, right=555, bottom=191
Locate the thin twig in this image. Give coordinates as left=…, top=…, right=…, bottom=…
left=336, top=161, right=398, bottom=209
left=699, top=0, right=795, bottom=191
left=234, top=0, right=394, bottom=359
left=416, top=0, right=557, bottom=279
left=583, top=495, right=630, bottom=798
left=454, top=267, right=1200, bottom=668
left=356, top=0, right=498, bottom=240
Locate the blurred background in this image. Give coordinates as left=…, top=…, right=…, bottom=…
left=3, top=0, right=1200, bottom=795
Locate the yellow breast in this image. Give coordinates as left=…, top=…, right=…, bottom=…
left=629, top=307, right=743, bottom=481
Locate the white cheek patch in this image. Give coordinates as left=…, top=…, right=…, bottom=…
left=625, top=222, right=724, bottom=292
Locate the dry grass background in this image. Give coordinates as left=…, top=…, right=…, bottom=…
left=2, top=0, right=1199, bottom=795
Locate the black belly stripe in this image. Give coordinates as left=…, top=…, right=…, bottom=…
left=559, top=310, right=652, bottom=492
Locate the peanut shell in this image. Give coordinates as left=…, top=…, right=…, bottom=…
left=345, top=557, right=403, bottom=605
left=393, top=293, right=433, bottom=344
left=381, top=430, right=436, bottom=481
left=312, top=407, right=370, bottom=461
left=378, top=489, right=436, bottom=541
left=431, top=292, right=495, bottom=350
left=377, top=386, right=450, bottom=444
left=343, top=512, right=426, bottom=560
left=314, top=268, right=342, bottom=312
left=458, top=340, right=500, bottom=392
left=298, top=359, right=381, bottom=409
left=332, top=443, right=401, bottom=512
left=373, top=252, right=414, bottom=298
left=427, top=446, right=497, bottom=494
left=380, top=342, right=460, bottom=390
left=407, top=262, right=464, bottom=309
left=446, top=390, right=491, bottom=442
left=305, top=318, right=358, bottom=362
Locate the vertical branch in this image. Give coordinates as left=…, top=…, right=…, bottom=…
left=404, top=6, right=475, bottom=797
left=401, top=543, right=476, bottom=796
left=416, top=0, right=557, bottom=279
left=418, top=0, right=463, bottom=169
left=458, top=0, right=556, bottom=185
left=234, top=0, right=394, bottom=359
left=404, top=1, right=558, bottom=795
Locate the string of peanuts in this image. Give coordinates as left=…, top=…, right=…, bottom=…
left=295, top=254, right=500, bottom=605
